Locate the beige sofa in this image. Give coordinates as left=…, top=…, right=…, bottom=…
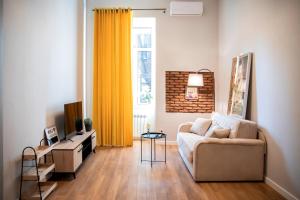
left=177, top=112, right=266, bottom=181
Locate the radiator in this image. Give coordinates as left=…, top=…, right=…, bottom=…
left=133, top=114, right=147, bottom=136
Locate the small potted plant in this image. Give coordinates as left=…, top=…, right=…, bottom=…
left=84, top=118, right=93, bottom=131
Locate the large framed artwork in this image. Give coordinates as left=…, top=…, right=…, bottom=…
left=227, top=53, right=252, bottom=119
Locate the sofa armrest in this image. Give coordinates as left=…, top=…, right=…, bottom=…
left=258, top=128, right=267, bottom=154
left=192, top=138, right=266, bottom=181
left=178, top=122, right=193, bottom=133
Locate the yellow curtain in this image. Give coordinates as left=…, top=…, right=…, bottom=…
left=93, top=8, right=133, bottom=147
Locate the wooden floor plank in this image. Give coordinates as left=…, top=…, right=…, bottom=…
left=48, top=141, right=285, bottom=200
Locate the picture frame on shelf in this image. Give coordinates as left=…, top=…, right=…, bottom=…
left=44, top=126, right=60, bottom=147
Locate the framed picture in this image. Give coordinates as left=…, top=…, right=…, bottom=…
left=44, top=126, right=60, bottom=147
left=227, top=52, right=252, bottom=119
left=185, top=87, right=198, bottom=100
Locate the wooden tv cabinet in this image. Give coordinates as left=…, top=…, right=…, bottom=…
left=52, top=130, right=96, bottom=178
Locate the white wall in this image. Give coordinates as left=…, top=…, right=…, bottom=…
left=2, top=0, right=83, bottom=199
left=217, top=0, right=300, bottom=199
left=86, top=0, right=219, bottom=141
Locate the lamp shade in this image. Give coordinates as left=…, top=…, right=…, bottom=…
left=187, top=73, right=204, bottom=86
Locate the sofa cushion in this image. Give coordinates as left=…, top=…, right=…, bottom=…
left=177, top=132, right=204, bottom=163
left=205, top=124, right=221, bottom=135
left=211, top=112, right=239, bottom=138
left=205, top=125, right=230, bottom=138
left=231, top=118, right=258, bottom=139
left=211, top=112, right=258, bottom=139
left=190, top=118, right=212, bottom=136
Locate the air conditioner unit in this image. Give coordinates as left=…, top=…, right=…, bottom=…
left=170, top=1, right=203, bottom=16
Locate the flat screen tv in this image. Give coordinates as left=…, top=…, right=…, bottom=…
left=64, top=101, right=83, bottom=138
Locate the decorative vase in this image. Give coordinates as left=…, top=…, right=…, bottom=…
left=84, top=118, right=92, bottom=131
left=75, top=118, right=83, bottom=132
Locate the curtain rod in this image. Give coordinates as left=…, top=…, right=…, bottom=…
left=91, top=8, right=167, bottom=13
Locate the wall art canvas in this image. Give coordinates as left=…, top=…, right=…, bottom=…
left=227, top=53, right=252, bottom=118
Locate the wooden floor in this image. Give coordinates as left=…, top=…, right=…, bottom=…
left=48, top=141, right=285, bottom=200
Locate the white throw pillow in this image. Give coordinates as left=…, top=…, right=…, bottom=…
left=190, top=118, right=212, bottom=136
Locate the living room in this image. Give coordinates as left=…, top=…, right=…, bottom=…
left=1, top=0, right=300, bottom=200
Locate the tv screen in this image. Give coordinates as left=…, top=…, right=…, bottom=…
left=64, top=101, right=83, bottom=137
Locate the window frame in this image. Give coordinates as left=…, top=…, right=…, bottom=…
left=132, top=18, right=156, bottom=107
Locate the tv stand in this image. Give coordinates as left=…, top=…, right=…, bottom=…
left=76, top=131, right=84, bottom=135
left=52, top=130, right=96, bottom=178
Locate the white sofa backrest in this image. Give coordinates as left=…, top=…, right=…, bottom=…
left=211, top=112, right=257, bottom=139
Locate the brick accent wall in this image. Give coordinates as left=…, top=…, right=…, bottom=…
left=165, top=71, right=215, bottom=113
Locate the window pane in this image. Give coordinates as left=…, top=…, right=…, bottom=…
left=133, top=28, right=152, bottom=48
left=137, top=51, right=152, bottom=104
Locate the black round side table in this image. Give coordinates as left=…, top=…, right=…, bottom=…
left=140, top=131, right=167, bottom=167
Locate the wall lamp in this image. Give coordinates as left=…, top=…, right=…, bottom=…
left=187, top=68, right=212, bottom=87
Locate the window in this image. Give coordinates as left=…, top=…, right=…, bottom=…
left=132, top=18, right=156, bottom=135
left=132, top=18, right=156, bottom=106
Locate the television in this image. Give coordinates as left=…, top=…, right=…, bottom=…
left=64, top=101, right=83, bottom=138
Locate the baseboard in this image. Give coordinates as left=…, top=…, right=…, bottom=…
left=265, top=177, right=298, bottom=200
left=156, top=140, right=177, bottom=145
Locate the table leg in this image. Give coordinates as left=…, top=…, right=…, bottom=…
left=141, top=135, right=142, bottom=162
left=165, top=136, right=166, bottom=163
left=150, top=138, right=152, bottom=167
left=154, top=138, right=156, bottom=161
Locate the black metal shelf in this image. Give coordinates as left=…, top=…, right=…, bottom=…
left=19, top=146, right=57, bottom=200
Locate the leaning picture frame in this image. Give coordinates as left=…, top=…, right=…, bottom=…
left=227, top=52, right=252, bottom=119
